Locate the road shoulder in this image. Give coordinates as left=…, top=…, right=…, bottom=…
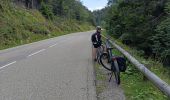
left=94, top=63, right=126, bottom=100
left=87, top=56, right=97, bottom=100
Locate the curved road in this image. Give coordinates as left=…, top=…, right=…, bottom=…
left=0, top=31, right=97, bottom=100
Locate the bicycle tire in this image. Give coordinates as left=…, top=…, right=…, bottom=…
left=113, top=60, right=120, bottom=85
left=114, top=71, right=120, bottom=85
left=107, top=50, right=112, bottom=63
left=97, top=46, right=105, bottom=64
left=100, top=53, right=112, bottom=71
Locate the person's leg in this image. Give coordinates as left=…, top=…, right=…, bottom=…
left=92, top=47, right=97, bottom=61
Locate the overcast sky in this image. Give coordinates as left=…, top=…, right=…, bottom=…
left=81, top=0, right=108, bottom=11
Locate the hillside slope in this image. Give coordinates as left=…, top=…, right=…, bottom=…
left=0, top=1, right=94, bottom=50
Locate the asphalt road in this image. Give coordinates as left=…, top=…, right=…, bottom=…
left=0, top=31, right=97, bottom=100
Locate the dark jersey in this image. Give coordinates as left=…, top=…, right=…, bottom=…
left=91, top=32, right=102, bottom=46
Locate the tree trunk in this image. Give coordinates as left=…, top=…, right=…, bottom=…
left=25, top=0, right=29, bottom=8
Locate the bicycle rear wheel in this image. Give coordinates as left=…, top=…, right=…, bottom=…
left=100, top=53, right=112, bottom=71
left=113, top=60, right=120, bottom=85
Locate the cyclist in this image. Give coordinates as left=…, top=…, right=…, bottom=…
left=91, top=26, right=102, bottom=61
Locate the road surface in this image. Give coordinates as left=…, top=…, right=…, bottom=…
left=0, top=31, right=97, bottom=100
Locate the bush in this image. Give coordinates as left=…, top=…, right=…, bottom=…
left=151, top=17, right=170, bottom=66
left=39, top=2, right=54, bottom=20
left=105, top=0, right=170, bottom=65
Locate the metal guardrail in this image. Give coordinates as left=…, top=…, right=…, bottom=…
left=102, top=35, right=170, bottom=97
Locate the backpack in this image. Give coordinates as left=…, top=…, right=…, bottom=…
left=116, top=57, right=127, bottom=72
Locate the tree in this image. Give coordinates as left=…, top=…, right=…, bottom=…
left=103, top=0, right=170, bottom=65
left=40, top=1, right=54, bottom=20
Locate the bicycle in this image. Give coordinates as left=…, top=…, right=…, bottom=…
left=99, top=39, right=121, bottom=85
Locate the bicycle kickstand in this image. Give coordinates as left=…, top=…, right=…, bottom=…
left=109, top=72, right=114, bottom=82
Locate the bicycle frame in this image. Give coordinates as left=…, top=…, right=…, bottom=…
left=105, top=39, right=113, bottom=63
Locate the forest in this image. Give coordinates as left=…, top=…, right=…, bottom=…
left=94, top=0, right=170, bottom=66
left=92, top=1, right=170, bottom=99
left=13, top=0, right=94, bottom=23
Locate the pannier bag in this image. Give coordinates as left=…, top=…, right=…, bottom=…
left=111, top=57, right=127, bottom=72
left=117, top=57, right=127, bottom=72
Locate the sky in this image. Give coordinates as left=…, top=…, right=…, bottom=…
left=81, top=0, right=108, bottom=11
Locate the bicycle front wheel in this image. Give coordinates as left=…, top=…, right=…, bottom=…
left=100, top=53, right=112, bottom=71
left=114, top=71, right=120, bottom=85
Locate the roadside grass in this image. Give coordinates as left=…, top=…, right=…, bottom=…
left=102, top=31, right=169, bottom=100
left=0, top=1, right=94, bottom=50
left=94, top=63, right=107, bottom=94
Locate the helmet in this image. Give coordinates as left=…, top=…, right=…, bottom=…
left=96, top=26, right=102, bottom=30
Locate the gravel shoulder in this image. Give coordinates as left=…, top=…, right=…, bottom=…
left=94, top=63, right=126, bottom=100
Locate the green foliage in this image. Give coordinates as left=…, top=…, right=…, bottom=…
left=121, top=66, right=168, bottom=100
left=12, top=0, right=95, bottom=25
left=0, top=1, right=94, bottom=50
left=165, top=2, right=170, bottom=14
left=40, top=2, right=54, bottom=20
left=93, top=7, right=109, bottom=26
left=150, top=1, right=170, bottom=65
left=102, top=0, right=170, bottom=66
left=151, top=17, right=170, bottom=65
left=102, top=31, right=170, bottom=99
left=120, top=48, right=169, bottom=100
left=48, top=0, right=94, bottom=24
left=154, top=19, right=170, bottom=53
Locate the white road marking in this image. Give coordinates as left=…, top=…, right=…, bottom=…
left=0, top=61, right=17, bottom=70
left=48, top=38, right=74, bottom=49
left=28, top=49, right=46, bottom=57
left=49, top=43, right=58, bottom=48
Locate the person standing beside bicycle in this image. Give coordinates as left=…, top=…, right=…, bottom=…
left=91, top=26, right=103, bottom=61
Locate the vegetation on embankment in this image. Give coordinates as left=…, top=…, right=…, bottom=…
left=114, top=41, right=169, bottom=100
left=102, top=32, right=169, bottom=100
left=0, top=0, right=94, bottom=50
